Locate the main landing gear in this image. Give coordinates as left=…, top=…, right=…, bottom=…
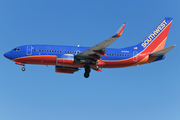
left=84, top=66, right=91, bottom=78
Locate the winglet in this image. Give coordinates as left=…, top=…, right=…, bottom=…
left=112, top=23, right=126, bottom=38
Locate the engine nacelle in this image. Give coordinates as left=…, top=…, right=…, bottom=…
left=56, top=54, right=75, bottom=66
left=55, top=66, right=79, bottom=74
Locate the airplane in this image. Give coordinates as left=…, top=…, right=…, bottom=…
left=4, top=17, right=176, bottom=78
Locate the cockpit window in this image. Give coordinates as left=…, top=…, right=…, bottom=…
left=13, top=48, right=20, bottom=51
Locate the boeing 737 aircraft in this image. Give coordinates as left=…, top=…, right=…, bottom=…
left=4, top=17, right=176, bottom=78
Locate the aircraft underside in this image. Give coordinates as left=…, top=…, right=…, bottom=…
left=12, top=54, right=159, bottom=78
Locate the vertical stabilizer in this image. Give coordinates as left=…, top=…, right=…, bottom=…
left=137, top=17, right=173, bottom=53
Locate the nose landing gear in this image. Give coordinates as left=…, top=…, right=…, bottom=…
left=15, top=62, right=26, bottom=71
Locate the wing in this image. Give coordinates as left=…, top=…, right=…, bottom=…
left=75, top=23, right=126, bottom=63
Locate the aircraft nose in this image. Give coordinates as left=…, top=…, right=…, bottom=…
left=4, top=51, right=12, bottom=60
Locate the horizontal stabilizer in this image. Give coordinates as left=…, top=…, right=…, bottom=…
left=149, top=45, right=176, bottom=56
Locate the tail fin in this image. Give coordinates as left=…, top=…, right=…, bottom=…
left=138, top=17, right=173, bottom=53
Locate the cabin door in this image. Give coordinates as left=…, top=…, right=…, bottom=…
left=133, top=51, right=138, bottom=62
left=26, top=46, right=32, bottom=55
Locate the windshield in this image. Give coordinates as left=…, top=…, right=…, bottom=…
left=13, top=48, right=20, bottom=51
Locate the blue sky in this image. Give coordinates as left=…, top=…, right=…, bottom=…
left=1, top=0, right=180, bottom=120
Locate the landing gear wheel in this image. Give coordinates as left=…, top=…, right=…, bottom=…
left=84, top=72, right=90, bottom=78
left=22, top=67, right=26, bottom=71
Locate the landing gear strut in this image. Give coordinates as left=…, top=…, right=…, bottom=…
left=84, top=66, right=91, bottom=78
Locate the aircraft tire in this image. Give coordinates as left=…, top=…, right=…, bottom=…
left=84, top=72, right=89, bottom=78
left=22, top=67, right=26, bottom=71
